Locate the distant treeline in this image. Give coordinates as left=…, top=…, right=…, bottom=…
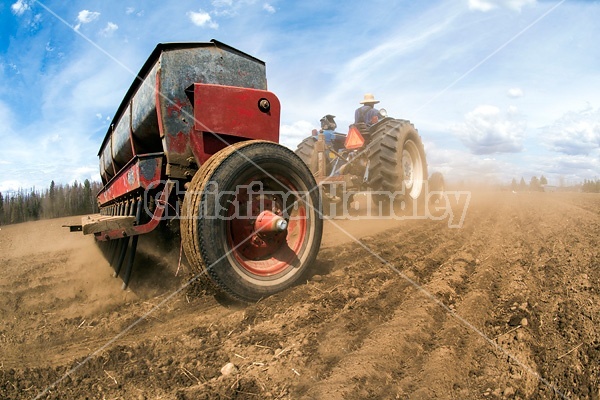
left=0, top=180, right=103, bottom=226
left=582, top=179, right=600, bottom=193
left=510, top=175, right=549, bottom=192
left=508, top=176, right=600, bottom=193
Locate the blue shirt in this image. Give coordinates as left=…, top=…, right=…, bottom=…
left=322, top=129, right=334, bottom=146
left=354, top=105, right=379, bottom=126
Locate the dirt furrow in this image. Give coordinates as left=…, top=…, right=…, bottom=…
left=1, top=192, right=599, bottom=399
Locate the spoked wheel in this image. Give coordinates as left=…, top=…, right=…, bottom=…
left=181, top=140, right=323, bottom=302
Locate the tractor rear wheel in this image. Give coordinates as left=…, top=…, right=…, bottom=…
left=181, top=140, right=323, bottom=302
left=367, top=119, right=428, bottom=200
left=294, top=136, right=318, bottom=175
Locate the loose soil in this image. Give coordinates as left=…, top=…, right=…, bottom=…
left=0, top=191, right=599, bottom=399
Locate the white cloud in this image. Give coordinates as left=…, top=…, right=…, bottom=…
left=10, top=0, right=29, bottom=16
left=41, top=133, right=61, bottom=150
left=508, top=87, right=523, bottom=98
left=280, top=120, right=314, bottom=150
left=77, top=9, right=100, bottom=24
left=424, top=141, right=522, bottom=184
left=187, top=10, right=219, bottom=29
left=533, top=153, right=600, bottom=184
left=0, top=116, right=103, bottom=193
left=32, top=47, right=136, bottom=195
left=468, top=0, right=496, bottom=12
left=210, top=0, right=262, bottom=17
left=124, top=7, right=144, bottom=17
left=553, top=155, right=598, bottom=172
left=468, top=0, right=536, bottom=12
left=263, top=3, right=276, bottom=14
left=0, top=180, right=23, bottom=193
left=74, top=9, right=100, bottom=31
left=453, top=105, right=526, bottom=154
left=30, top=13, right=42, bottom=29
left=212, top=0, right=233, bottom=6
left=335, top=15, right=455, bottom=95
left=542, top=106, right=600, bottom=155
left=40, top=49, right=132, bottom=118
left=0, top=100, right=101, bottom=192
left=0, top=101, right=16, bottom=136
left=100, top=22, right=119, bottom=36
left=72, top=165, right=99, bottom=180
left=8, top=62, right=19, bottom=74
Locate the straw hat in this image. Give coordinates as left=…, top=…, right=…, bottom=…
left=360, top=93, right=380, bottom=104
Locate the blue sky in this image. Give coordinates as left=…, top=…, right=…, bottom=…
left=1, top=0, right=599, bottom=192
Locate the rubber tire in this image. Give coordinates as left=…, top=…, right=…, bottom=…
left=181, top=140, right=323, bottom=302
left=428, top=172, right=445, bottom=204
left=366, top=119, right=428, bottom=200
left=427, top=171, right=446, bottom=218
left=295, top=136, right=319, bottom=175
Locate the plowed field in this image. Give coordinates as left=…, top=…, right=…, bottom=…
left=1, top=191, right=599, bottom=399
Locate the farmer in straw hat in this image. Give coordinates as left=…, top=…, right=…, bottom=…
left=354, top=93, right=381, bottom=126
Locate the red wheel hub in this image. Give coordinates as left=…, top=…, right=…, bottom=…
left=226, top=180, right=307, bottom=277
left=254, top=210, right=288, bottom=233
